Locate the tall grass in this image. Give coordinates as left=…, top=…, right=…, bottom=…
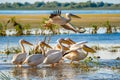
left=0, top=14, right=120, bottom=36
left=0, top=71, right=11, bottom=80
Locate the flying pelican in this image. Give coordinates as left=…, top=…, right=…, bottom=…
left=44, top=10, right=81, bottom=33
left=43, top=38, right=70, bottom=68
left=23, top=41, right=52, bottom=68
left=11, top=39, right=33, bottom=67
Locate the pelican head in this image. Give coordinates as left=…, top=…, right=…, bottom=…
left=19, top=39, right=33, bottom=46
left=65, top=38, right=76, bottom=44
left=66, top=13, right=81, bottom=18
left=56, top=38, right=69, bottom=44
left=56, top=38, right=64, bottom=43
left=38, top=41, right=52, bottom=49
left=56, top=38, right=72, bottom=45
left=81, top=44, right=96, bottom=53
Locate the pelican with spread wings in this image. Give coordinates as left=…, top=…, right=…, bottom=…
left=44, top=10, right=81, bottom=33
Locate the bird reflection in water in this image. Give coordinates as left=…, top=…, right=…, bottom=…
left=10, top=62, right=93, bottom=80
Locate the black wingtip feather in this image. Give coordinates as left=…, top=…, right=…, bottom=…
left=49, top=9, right=61, bottom=18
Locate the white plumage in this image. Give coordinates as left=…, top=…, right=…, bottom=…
left=11, top=39, right=33, bottom=67
left=24, top=41, right=52, bottom=67
left=44, top=10, right=81, bottom=33
left=43, top=38, right=66, bottom=67
left=63, top=38, right=96, bottom=63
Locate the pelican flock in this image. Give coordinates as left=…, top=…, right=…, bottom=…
left=11, top=38, right=95, bottom=68
left=10, top=10, right=96, bottom=68
left=44, top=10, right=81, bottom=33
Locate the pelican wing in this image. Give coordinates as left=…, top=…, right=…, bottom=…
left=24, top=54, right=44, bottom=65
left=61, top=23, right=78, bottom=33
left=46, top=50, right=60, bottom=56
left=11, top=53, right=27, bottom=63
left=70, top=41, right=87, bottom=50
left=82, top=45, right=96, bottom=53
left=49, top=16, right=67, bottom=25
left=24, top=54, right=43, bottom=63
left=43, top=51, right=62, bottom=64
left=49, top=10, right=61, bottom=18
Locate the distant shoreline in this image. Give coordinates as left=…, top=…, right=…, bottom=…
left=0, top=1, right=120, bottom=10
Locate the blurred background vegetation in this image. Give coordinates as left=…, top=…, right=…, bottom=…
left=0, top=1, right=120, bottom=10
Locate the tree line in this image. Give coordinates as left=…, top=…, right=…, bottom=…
left=0, top=1, right=120, bottom=10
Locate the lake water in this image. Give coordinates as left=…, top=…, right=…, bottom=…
left=0, top=10, right=120, bottom=14
left=1, top=33, right=120, bottom=50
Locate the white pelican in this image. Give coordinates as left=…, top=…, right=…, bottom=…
left=43, top=38, right=69, bottom=67
left=53, top=38, right=72, bottom=51
left=11, top=39, right=33, bottom=67
left=44, top=10, right=81, bottom=33
left=63, top=38, right=96, bottom=63
left=54, top=44, right=69, bottom=51
left=64, top=38, right=76, bottom=44
left=64, top=38, right=88, bottom=50
left=45, top=38, right=71, bottom=56
left=65, top=38, right=95, bottom=53
left=54, top=38, right=86, bottom=51
left=23, top=41, right=52, bottom=67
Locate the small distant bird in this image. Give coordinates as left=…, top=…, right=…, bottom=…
left=44, top=10, right=81, bottom=33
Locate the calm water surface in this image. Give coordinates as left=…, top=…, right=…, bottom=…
left=0, top=10, right=120, bottom=14
left=0, top=33, right=120, bottom=50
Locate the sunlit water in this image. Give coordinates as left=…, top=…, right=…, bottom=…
left=0, top=32, right=120, bottom=79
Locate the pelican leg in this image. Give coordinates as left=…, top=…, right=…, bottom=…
left=61, top=24, right=77, bottom=33
left=18, top=65, right=22, bottom=68
left=50, top=64, right=54, bottom=68
left=77, top=60, right=80, bottom=64
left=16, top=64, right=21, bottom=67
left=32, top=66, right=37, bottom=69
left=54, top=62, right=60, bottom=67
left=16, top=64, right=19, bottom=67
left=70, top=60, right=73, bottom=64
left=59, top=59, right=64, bottom=64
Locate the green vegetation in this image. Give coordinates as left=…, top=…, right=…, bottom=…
left=104, top=21, right=112, bottom=34
left=0, top=1, right=120, bottom=10
left=7, top=17, right=24, bottom=36
left=0, top=14, right=119, bottom=36
left=91, top=24, right=98, bottom=34
left=0, top=22, right=7, bottom=36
